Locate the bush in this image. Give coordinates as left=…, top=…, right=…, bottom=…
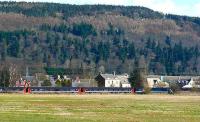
left=169, top=82, right=180, bottom=93
left=191, top=87, right=200, bottom=92
left=41, top=79, right=52, bottom=86
left=55, top=79, right=71, bottom=87
left=61, top=79, right=72, bottom=87
left=55, top=79, right=62, bottom=87
left=143, top=83, right=151, bottom=94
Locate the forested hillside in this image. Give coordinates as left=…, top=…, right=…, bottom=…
left=0, top=2, right=200, bottom=76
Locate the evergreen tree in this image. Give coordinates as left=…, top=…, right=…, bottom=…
left=0, top=66, right=10, bottom=87
left=1, top=39, right=7, bottom=61
left=128, top=59, right=145, bottom=89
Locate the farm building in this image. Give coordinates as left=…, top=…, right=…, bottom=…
left=146, top=76, right=169, bottom=88
left=146, top=75, right=200, bottom=88
left=95, top=73, right=131, bottom=88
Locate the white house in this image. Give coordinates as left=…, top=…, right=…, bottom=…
left=146, top=77, right=169, bottom=88
left=117, top=74, right=131, bottom=88
left=72, top=77, right=90, bottom=87
left=182, top=78, right=200, bottom=88
left=95, top=73, right=131, bottom=88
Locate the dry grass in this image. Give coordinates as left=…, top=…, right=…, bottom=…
left=0, top=94, right=200, bottom=122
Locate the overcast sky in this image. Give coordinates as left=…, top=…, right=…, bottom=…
left=1, top=0, right=200, bottom=17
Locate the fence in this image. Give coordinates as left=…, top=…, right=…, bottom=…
left=0, top=87, right=170, bottom=94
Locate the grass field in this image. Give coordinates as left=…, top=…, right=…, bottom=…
left=0, top=94, right=200, bottom=122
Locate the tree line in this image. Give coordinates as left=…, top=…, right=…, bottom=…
left=0, top=2, right=200, bottom=77
left=0, top=1, right=199, bottom=25
left=0, top=26, right=200, bottom=76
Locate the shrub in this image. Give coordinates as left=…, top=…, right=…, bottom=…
left=144, top=86, right=151, bottom=94
left=169, top=82, right=180, bottom=93
left=61, top=79, right=72, bottom=87
left=55, top=79, right=62, bottom=87
left=41, top=79, right=52, bottom=86
left=191, top=87, right=200, bottom=92
left=143, top=82, right=151, bottom=94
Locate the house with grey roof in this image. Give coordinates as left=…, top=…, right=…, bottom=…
left=95, top=73, right=131, bottom=88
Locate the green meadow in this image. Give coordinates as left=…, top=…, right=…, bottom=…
left=0, top=94, right=200, bottom=122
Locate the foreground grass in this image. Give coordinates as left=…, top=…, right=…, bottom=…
left=0, top=94, right=200, bottom=122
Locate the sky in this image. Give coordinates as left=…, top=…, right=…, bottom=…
left=1, top=0, right=200, bottom=17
